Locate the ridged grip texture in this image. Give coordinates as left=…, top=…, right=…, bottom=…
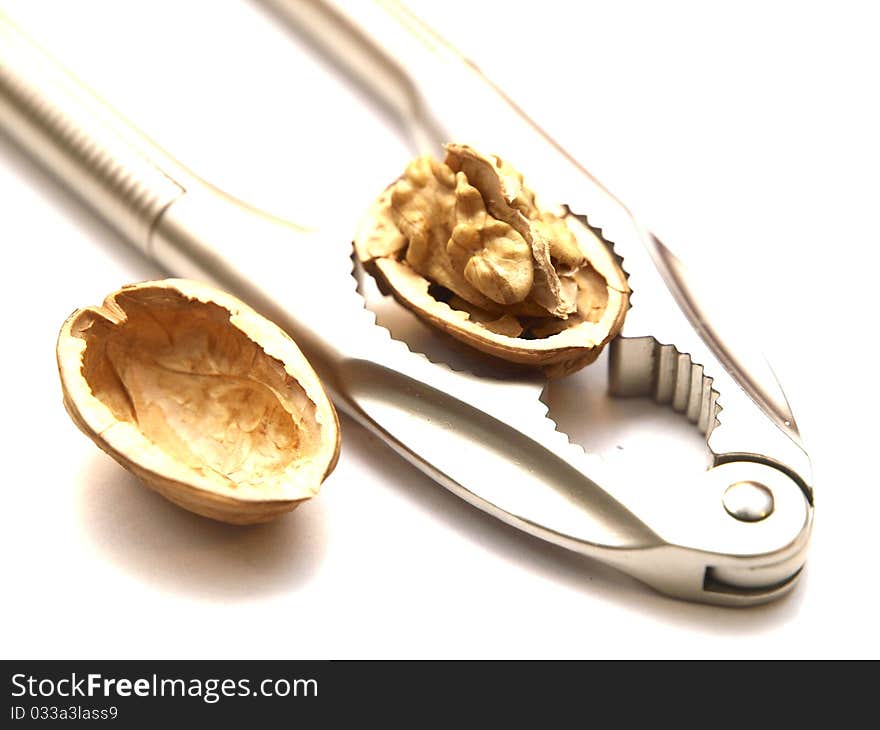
left=0, top=14, right=184, bottom=253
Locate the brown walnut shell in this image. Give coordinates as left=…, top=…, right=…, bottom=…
left=354, top=145, right=629, bottom=377
left=57, top=279, right=340, bottom=525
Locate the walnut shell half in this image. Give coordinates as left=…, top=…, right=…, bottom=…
left=57, top=279, right=340, bottom=525
left=354, top=145, right=629, bottom=377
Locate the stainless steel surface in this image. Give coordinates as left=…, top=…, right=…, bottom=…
left=723, top=482, right=775, bottom=523
left=0, top=2, right=813, bottom=605
left=0, top=16, right=186, bottom=252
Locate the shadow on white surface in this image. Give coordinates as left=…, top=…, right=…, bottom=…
left=343, top=415, right=806, bottom=633
left=75, top=454, right=328, bottom=601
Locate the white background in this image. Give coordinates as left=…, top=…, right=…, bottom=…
left=1, top=0, right=876, bottom=658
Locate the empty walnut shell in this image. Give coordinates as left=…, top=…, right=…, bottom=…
left=354, top=144, right=629, bottom=377
left=57, top=279, right=340, bottom=525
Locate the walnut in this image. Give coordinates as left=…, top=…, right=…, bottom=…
left=57, top=279, right=340, bottom=524
left=355, top=144, right=629, bottom=376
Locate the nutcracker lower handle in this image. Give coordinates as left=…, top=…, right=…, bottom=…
left=0, top=12, right=192, bottom=254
